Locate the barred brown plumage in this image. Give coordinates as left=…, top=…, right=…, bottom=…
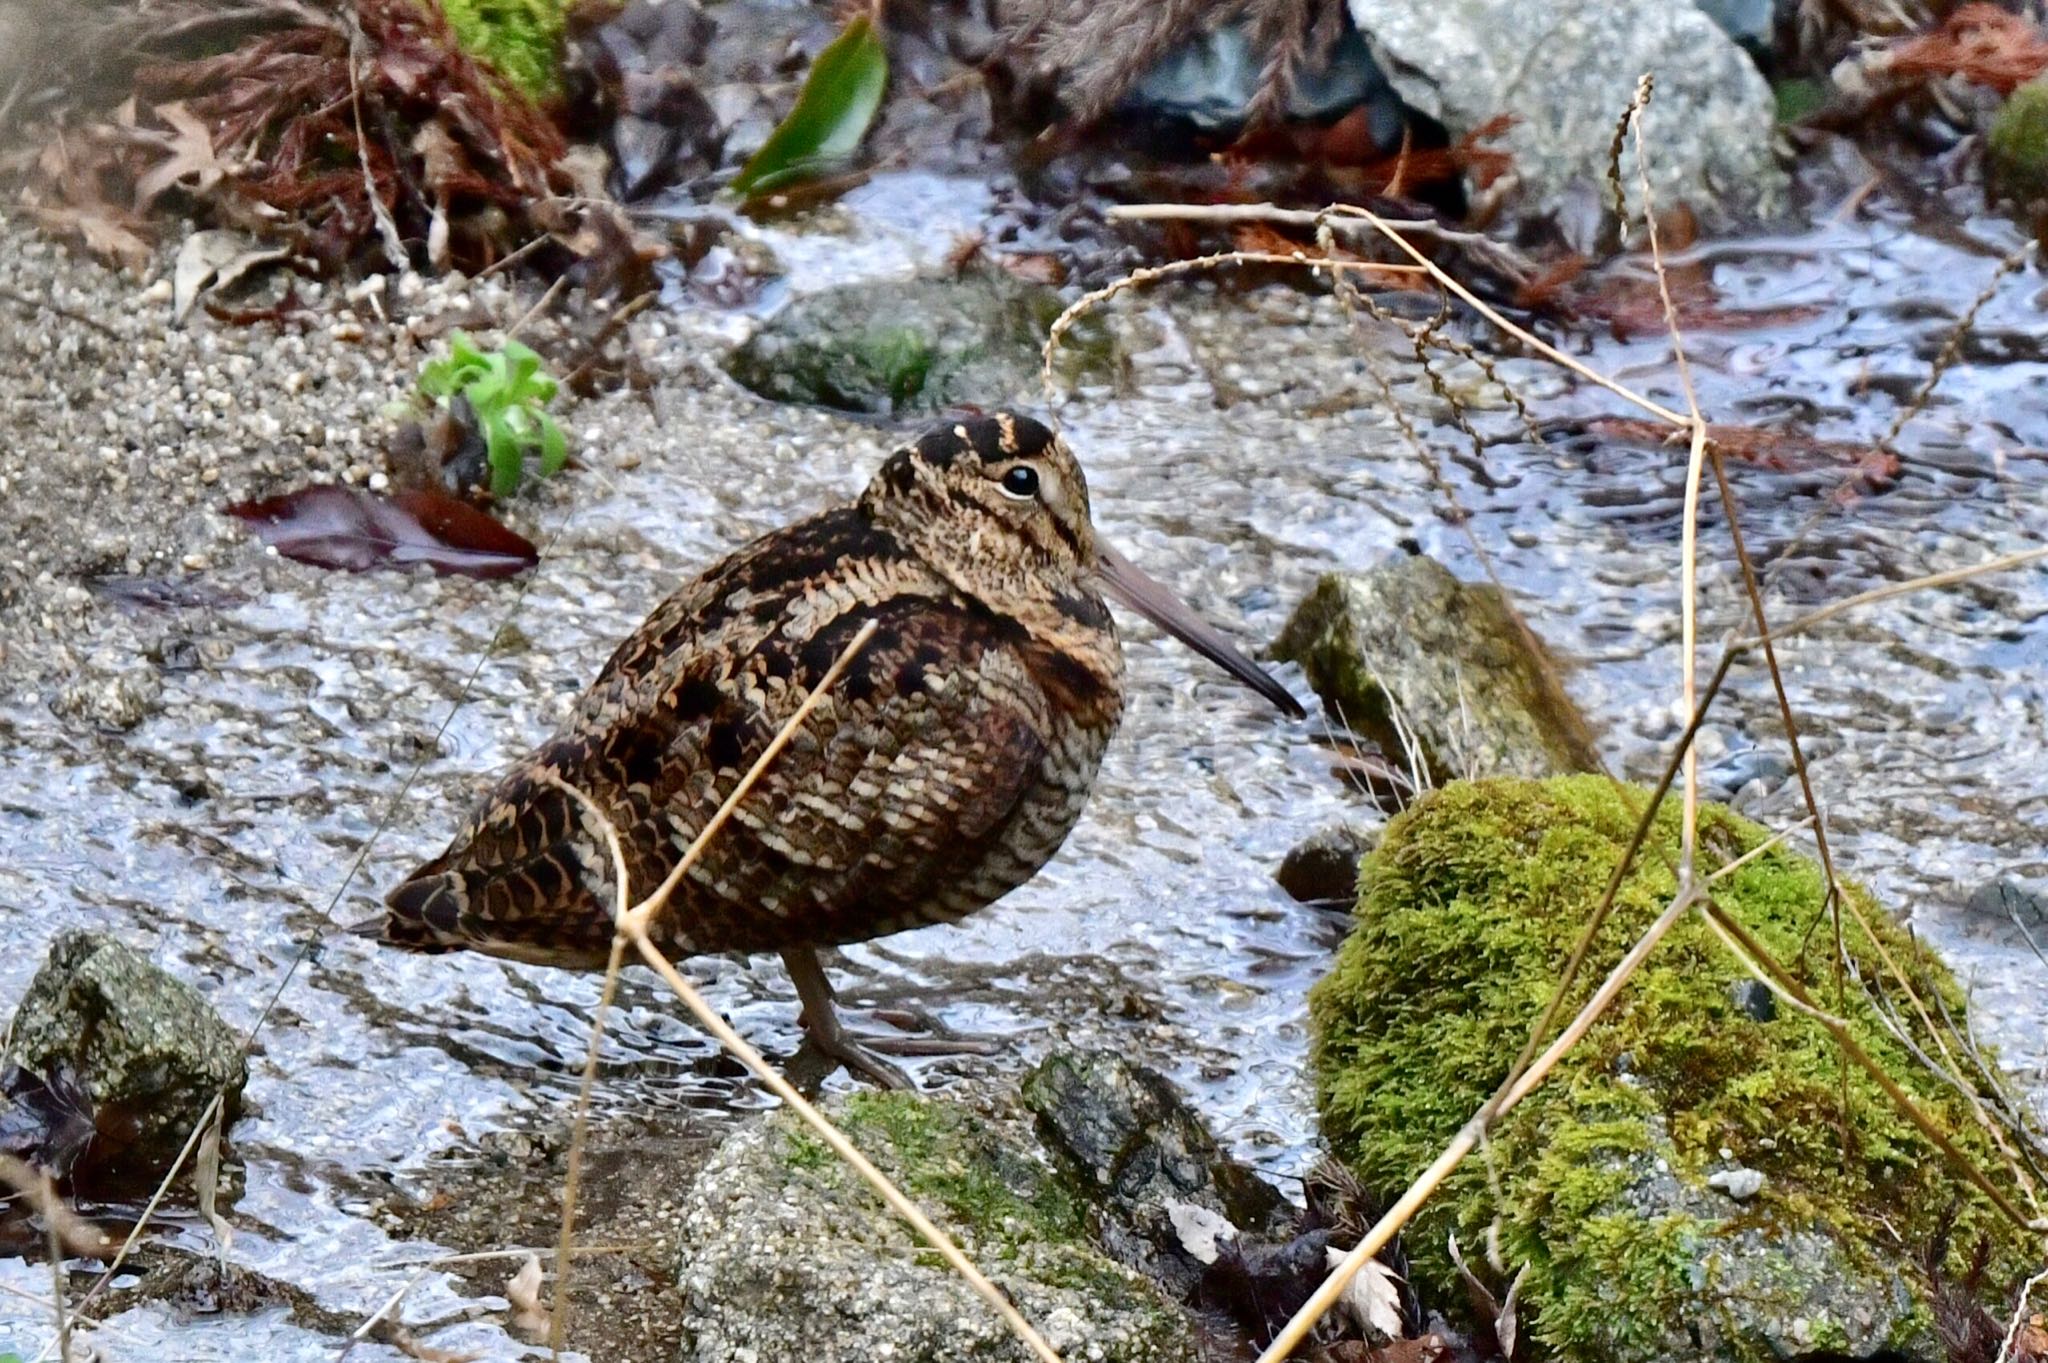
left=369, top=411, right=1301, bottom=1086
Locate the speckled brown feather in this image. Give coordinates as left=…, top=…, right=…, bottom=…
left=377, top=415, right=1126, bottom=969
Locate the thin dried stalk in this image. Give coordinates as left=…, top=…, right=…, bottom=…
left=0, top=1156, right=95, bottom=1363
left=541, top=620, right=1066, bottom=1363
left=1625, top=70, right=1708, bottom=880
left=1256, top=881, right=1704, bottom=1363
left=1039, top=250, right=1423, bottom=397
left=1756, top=544, right=2048, bottom=645
left=1697, top=898, right=2043, bottom=1232
left=1998, top=1266, right=2048, bottom=1363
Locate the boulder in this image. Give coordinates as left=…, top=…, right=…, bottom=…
left=1022, top=1050, right=1292, bottom=1298
left=724, top=267, right=1113, bottom=416
left=1347, top=0, right=1787, bottom=225
left=3, top=930, right=246, bottom=1182
left=1310, top=776, right=2037, bottom=1362
left=1275, top=821, right=1379, bottom=905
left=673, top=1090, right=1190, bottom=1363
left=1269, top=556, right=1599, bottom=782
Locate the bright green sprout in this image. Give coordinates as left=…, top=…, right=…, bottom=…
left=418, top=331, right=570, bottom=498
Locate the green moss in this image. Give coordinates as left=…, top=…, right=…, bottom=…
left=1991, top=76, right=2048, bottom=206
left=785, top=1092, right=1153, bottom=1303
left=1310, top=776, right=2034, bottom=1360
left=437, top=0, right=569, bottom=99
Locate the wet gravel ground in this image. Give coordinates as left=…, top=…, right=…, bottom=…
left=1, top=172, right=2046, bottom=1361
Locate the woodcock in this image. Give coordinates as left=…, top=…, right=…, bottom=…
left=370, top=412, right=1303, bottom=1085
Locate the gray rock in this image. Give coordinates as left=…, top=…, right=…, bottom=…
left=1706, top=1166, right=1766, bottom=1201
left=51, top=666, right=161, bottom=732
left=724, top=268, right=1113, bottom=416
left=1694, top=0, right=1778, bottom=50
left=1961, top=877, right=2048, bottom=941
left=674, top=1090, right=1189, bottom=1363
left=1347, top=0, right=1787, bottom=224
left=4, top=930, right=245, bottom=1179
left=1276, top=822, right=1378, bottom=905
left=1022, top=1050, right=1291, bottom=1297
left=1609, top=1121, right=1917, bottom=1358
left=1269, top=556, right=1599, bottom=782
left=1125, top=21, right=1401, bottom=137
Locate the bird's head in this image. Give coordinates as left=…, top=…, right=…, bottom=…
left=859, top=412, right=1303, bottom=718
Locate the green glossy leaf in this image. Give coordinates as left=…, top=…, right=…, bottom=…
left=538, top=414, right=568, bottom=474
left=730, top=15, right=888, bottom=197
left=484, top=412, right=523, bottom=497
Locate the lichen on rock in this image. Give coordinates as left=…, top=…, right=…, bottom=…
left=1309, top=775, right=2035, bottom=1361
left=674, top=1089, right=1190, bottom=1363
left=723, top=268, right=1115, bottom=416
left=1270, top=557, right=1599, bottom=783
left=4, top=929, right=246, bottom=1182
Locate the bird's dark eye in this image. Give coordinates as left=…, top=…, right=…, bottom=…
left=999, top=464, right=1040, bottom=499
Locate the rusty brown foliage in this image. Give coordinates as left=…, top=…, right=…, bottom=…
left=13, top=0, right=659, bottom=283
left=1590, top=416, right=1902, bottom=487
left=1886, top=3, right=2048, bottom=96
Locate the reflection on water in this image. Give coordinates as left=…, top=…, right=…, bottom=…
left=2, top=174, right=2045, bottom=1357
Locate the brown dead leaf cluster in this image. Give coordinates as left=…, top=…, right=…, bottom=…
left=1883, top=3, right=2048, bottom=98
left=1588, top=416, right=1902, bottom=489
left=11, top=0, right=661, bottom=286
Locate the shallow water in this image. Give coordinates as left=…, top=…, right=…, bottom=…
left=2, top=168, right=2046, bottom=1359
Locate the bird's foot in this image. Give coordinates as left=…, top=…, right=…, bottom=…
left=794, top=1020, right=918, bottom=1091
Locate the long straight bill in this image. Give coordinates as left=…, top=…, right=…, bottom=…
left=1093, top=541, right=1305, bottom=719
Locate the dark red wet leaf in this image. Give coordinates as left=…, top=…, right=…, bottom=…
left=227, top=484, right=538, bottom=579
left=1590, top=417, right=1901, bottom=486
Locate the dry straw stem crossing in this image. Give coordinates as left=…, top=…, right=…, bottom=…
left=539, top=617, right=1067, bottom=1363
left=1075, top=86, right=2048, bottom=1359
left=1621, top=71, right=1710, bottom=881
left=1039, top=250, right=1424, bottom=397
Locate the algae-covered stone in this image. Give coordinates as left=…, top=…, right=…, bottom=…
left=1270, top=557, right=1598, bottom=782
left=1989, top=76, right=2048, bottom=206
left=724, top=268, right=1114, bottom=416
left=1023, top=1050, right=1292, bottom=1297
left=1309, top=776, right=2035, bottom=1362
left=674, top=1090, right=1190, bottom=1363
left=4, top=930, right=245, bottom=1180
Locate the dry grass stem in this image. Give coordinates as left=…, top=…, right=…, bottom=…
left=1625, top=70, right=1710, bottom=882
left=1998, top=1266, right=2048, bottom=1363
left=1697, top=899, right=2044, bottom=1232
left=0, top=1156, right=92, bottom=1363
left=1255, top=882, right=1705, bottom=1363
left=1323, top=204, right=1688, bottom=427
left=1038, top=250, right=1423, bottom=397
left=1756, top=543, right=2048, bottom=645
left=538, top=620, right=1066, bottom=1363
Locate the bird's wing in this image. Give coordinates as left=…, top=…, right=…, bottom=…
left=380, top=509, right=1059, bottom=961
left=630, top=597, right=1056, bottom=952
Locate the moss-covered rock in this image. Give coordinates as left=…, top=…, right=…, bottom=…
left=4, top=930, right=245, bottom=1183
left=1023, top=1050, right=1293, bottom=1297
left=1270, top=558, right=1599, bottom=783
left=1990, top=75, right=2048, bottom=207
left=674, top=1090, right=1190, bottom=1362
left=1309, top=776, right=2035, bottom=1362
left=724, top=268, right=1114, bottom=416
left=438, top=0, right=568, bottom=99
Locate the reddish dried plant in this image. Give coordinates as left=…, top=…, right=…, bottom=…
left=1886, top=3, right=2048, bottom=96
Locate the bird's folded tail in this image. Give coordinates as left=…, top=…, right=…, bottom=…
left=351, top=869, right=467, bottom=954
